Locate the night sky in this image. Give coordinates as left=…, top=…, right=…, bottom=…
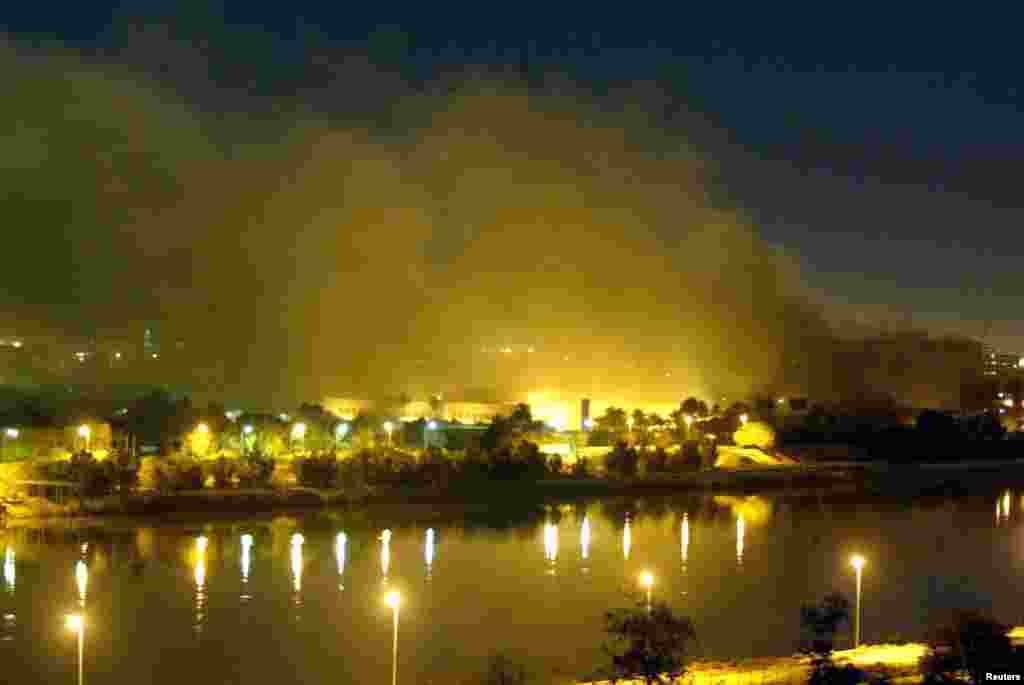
left=2, top=3, right=1022, bottom=403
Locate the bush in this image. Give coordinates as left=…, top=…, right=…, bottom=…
left=236, top=457, right=274, bottom=488
left=643, top=447, right=668, bottom=474
left=606, top=442, right=640, bottom=478
left=603, top=602, right=696, bottom=684
left=547, top=454, right=563, bottom=475
left=295, top=454, right=338, bottom=488
left=138, top=458, right=204, bottom=493
left=922, top=611, right=1021, bottom=685
left=203, top=458, right=236, bottom=489
left=571, top=456, right=592, bottom=479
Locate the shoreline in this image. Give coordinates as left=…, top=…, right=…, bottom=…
left=5, top=459, right=1024, bottom=522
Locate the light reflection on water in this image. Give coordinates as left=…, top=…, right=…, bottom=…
left=1, top=492, right=1022, bottom=683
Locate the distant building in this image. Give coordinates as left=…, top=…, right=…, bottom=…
left=983, top=345, right=1023, bottom=378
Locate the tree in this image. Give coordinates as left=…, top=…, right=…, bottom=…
left=509, top=403, right=533, bottom=430
left=800, top=593, right=858, bottom=685
left=631, top=409, right=649, bottom=433
left=680, top=397, right=702, bottom=417
left=922, top=611, right=1018, bottom=685
left=596, top=407, right=628, bottom=434
left=603, top=602, right=696, bottom=684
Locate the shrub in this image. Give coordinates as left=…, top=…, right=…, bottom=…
left=571, top=456, right=591, bottom=479
left=547, top=454, right=564, bottom=475
left=236, top=457, right=274, bottom=488
left=203, top=458, right=236, bottom=489
left=922, top=611, right=1020, bottom=685
left=643, top=447, right=668, bottom=474
left=606, top=442, right=640, bottom=478
left=603, top=602, right=696, bottom=684
left=295, top=454, right=337, bottom=489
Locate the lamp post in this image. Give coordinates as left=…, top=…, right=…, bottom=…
left=77, top=425, right=91, bottom=452
left=241, top=424, right=254, bottom=456
left=424, top=420, right=437, bottom=449
left=383, top=421, right=394, bottom=447
left=291, top=423, right=306, bottom=453
left=384, top=591, right=401, bottom=685
left=683, top=414, right=693, bottom=440
left=851, top=555, right=866, bottom=648
left=740, top=413, right=748, bottom=426
left=335, top=422, right=349, bottom=448
left=2, top=427, right=17, bottom=461
left=640, top=571, right=654, bottom=612
left=65, top=614, right=84, bottom=685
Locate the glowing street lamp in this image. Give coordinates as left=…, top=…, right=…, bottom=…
left=335, top=422, right=349, bottom=447
left=196, top=423, right=210, bottom=434
left=75, top=560, right=88, bottom=609
left=383, top=421, right=394, bottom=447
left=65, top=614, right=84, bottom=685
left=740, top=413, right=749, bottom=425
left=851, top=555, right=866, bottom=648
left=291, top=422, right=306, bottom=451
left=583, top=417, right=594, bottom=430
left=384, top=591, right=401, bottom=685
left=424, top=420, right=437, bottom=448
left=77, top=425, right=91, bottom=452
left=2, top=427, right=18, bottom=461
left=241, top=424, right=254, bottom=456
left=640, top=571, right=654, bottom=611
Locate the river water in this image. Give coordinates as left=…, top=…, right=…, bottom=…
left=1, top=490, right=1021, bottom=683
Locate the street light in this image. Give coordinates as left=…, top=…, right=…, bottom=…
left=2, top=428, right=17, bottom=461
left=196, top=423, right=210, bottom=434
left=291, top=422, right=306, bottom=451
left=740, top=413, right=749, bottom=425
left=383, top=421, right=394, bottom=447
left=851, top=555, right=866, bottom=648
left=640, top=571, right=654, bottom=611
left=65, top=613, right=84, bottom=685
left=384, top=591, right=401, bottom=685
left=241, top=424, right=254, bottom=456
left=335, top=422, right=349, bottom=447
left=77, top=425, right=91, bottom=452
left=424, top=420, right=437, bottom=448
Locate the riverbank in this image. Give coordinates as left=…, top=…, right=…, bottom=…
left=7, top=458, right=1024, bottom=520
left=580, top=642, right=928, bottom=685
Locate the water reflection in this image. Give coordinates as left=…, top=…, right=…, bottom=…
left=623, top=517, right=632, bottom=561
left=3, top=547, right=13, bottom=590
left=335, top=533, right=347, bottom=590
left=580, top=516, right=591, bottom=573
left=2, top=546, right=14, bottom=641
left=543, top=523, right=558, bottom=575
left=997, top=491, right=1012, bottom=526
left=425, top=529, right=435, bottom=581
left=75, top=560, right=88, bottom=609
left=240, top=534, right=253, bottom=603
left=681, top=514, right=689, bottom=567
left=290, top=533, right=304, bottom=620
left=193, top=536, right=208, bottom=636
left=380, top=530, right=392, bottom=585
left=736, top=513, right=745, bottom=567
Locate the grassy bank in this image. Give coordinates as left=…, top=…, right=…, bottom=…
left=8, top=458, right=1024, bottom=520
